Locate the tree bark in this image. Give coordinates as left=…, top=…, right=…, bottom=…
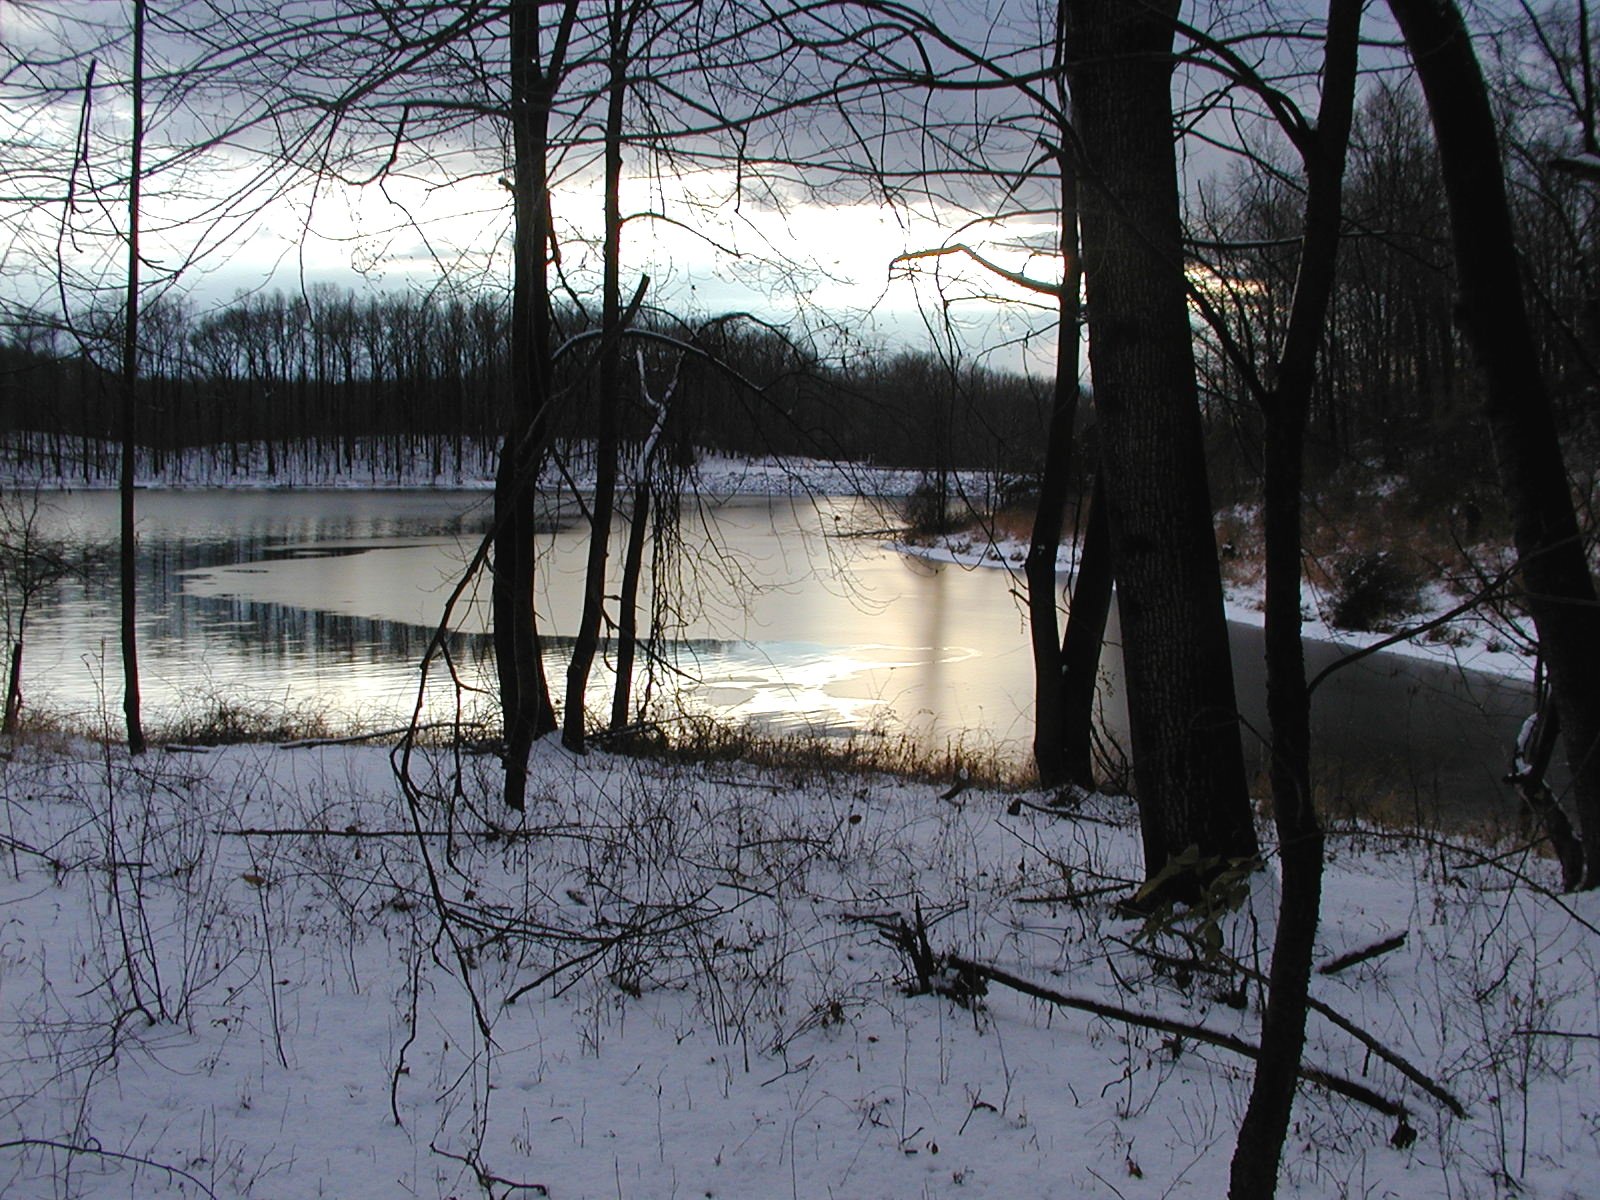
left=1388, top=0, right=1600, bottom=889
left=1063, top=0, right=1256, bottom=880
left=495, top=0, right=571, bottom=807
left=563, top=0, right=633, bottom=753
left=4, top=639, right=23, bottom=734
left=609, top=482, right=649, bottom=733
left=1059, top=472, right=1113, bottom=789
left=121, top=0, right=147, bottom=756
left=610, top=359, right=671, bottom=734
left=1229, top=4, right=1360, bottom=1195
left=1026, top=157, right=1085, bottom=787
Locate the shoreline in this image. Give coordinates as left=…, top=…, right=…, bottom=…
left=889, top=533, right=1534, bottom=682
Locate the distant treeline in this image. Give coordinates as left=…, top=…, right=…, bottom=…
left=0, top=287, right=1049, bottom=487
left=1193, top=80, right=1599, bottom=499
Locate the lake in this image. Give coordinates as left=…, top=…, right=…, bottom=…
left=15, top=489, right=1536, bottom=822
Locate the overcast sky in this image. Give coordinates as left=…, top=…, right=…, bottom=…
left=0, top=0, right=1487, bottom=376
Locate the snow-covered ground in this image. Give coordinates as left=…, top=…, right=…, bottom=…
left=891, top=530, right=1536, bottom=680
left=1, top=733, right=1595, bottom=1199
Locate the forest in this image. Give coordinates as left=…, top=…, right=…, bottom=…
left=2, top=2, right=1599, bottom=1199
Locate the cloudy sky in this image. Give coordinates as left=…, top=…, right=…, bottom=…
left=1, top=0, right=1400, bottom=375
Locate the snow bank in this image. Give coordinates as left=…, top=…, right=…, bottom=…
left=894, top=532, right=1534, bottom=680
left=0, top=435, right=935, bottom=498
left=1, top=734, right=1593, bottom=1198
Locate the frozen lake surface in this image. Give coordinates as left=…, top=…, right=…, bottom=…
left=21, top=488, right=1533, bottom=821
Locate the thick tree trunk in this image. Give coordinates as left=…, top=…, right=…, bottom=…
left=1389, top=0, right=1600, bottom=889
left=1063, top=0, right=1256, bottom=880
left=495, top=0, right=568, bottom=808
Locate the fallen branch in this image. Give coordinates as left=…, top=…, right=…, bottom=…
left=0, top=1139, right=219, bottom=1200
left=1013, top=883, right=1128, bottom=905
left=278, top=721, right=478, bottom=749
left=0, top=831, right=61, bottom=867
left=221, top=826, right=458, bottom=839
left=1004, top=794, right=1125, bottom=826
left=1327, top=825, right=1600, bottom=939
left=1116, top=933, right=1466, bottom=1117
left=945, top=953, right=1410, bottom=1121
left=1318, top=932, right=1407, bottom=976
left=217, top=824, right=578, bottom=841
left=851, top=912, right=1411, bottom=1122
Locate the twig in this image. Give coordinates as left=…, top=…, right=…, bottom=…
left=0, top=1140, right=219, bottom=1200
left=430, top=1141, right=548, bottom=1197
left=392, top=949, right=423, bottom=1128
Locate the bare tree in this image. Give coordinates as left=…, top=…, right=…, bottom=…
left=562, top=0, right=648, bottom=754
left=1389, top=0, right=1600, bottom=890
left=497, top=0, right=579, bottom=806
left=120, top=0, right=148, bottom=755
left=1063, top=0, right=1257, bottom=883
left=1210, top=2, right=1362, bottom=1193
left=0, top=488, right=77, bottom=733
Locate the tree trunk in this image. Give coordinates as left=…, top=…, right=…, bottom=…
left=1230, top=7, right=1359, bottom=1195
left=1059, top=472, right=1113, bottom=789
left=1063, top=0, right=1256, bottom=882
left=1389, top=0, right=1600, bottom=889
left=563, top=2, right=631, bottom=753
left=1026, top=157, right=1086, bottom=787
left=610, top=482, right=650, bottom=732
left=121, top=0, right=147, bottom=756
left=4, top=639, right=23, bottom=734
left=495, top=0, right=570, bottom=807
left=610, top=359, right=671, bottom=734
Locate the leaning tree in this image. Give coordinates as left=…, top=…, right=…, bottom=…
left=1389, top=0, right=1600, bottom=890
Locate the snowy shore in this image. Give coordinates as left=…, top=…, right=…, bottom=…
left=2, top=732, right=1594, bottom=1199
left=0, top=442, right=1588, bottom=1199
left=0, top=437, right=936, bottom=499
left=890, top=530, right=1535, bottom=681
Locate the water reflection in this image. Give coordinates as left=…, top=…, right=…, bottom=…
left=19, top=491, right=1019, bottom=743
left=13, top=489, right=1536, bottom=823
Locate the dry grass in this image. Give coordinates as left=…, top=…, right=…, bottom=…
left=1216, top=466, right=1519, bottom=631
left=4, top=694, right=365, bottom=748
left=603, top=711, right=1033, bottom=790
left=980, top=506, right=1045, bottom=544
